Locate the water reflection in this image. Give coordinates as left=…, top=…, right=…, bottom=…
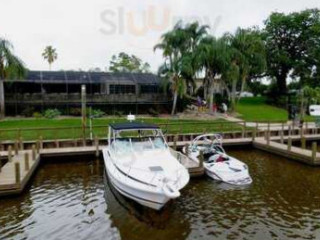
left=0, top=149, right=320, bottom=240
left=103, top=170, right=191, bottom=239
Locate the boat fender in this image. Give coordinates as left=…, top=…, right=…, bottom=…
left=162, top=182, right=180, bottom=199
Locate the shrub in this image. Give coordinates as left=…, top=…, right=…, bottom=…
left=44, top=109, right=61, bottom=119
left=21, top=106, right=35, bottom=117
left=114, top=110, right=123, bottom=117
left=91, top=109, right=105, bottom=118
left=32, top=112, right=43, bottom=118
left=148, top=108, right=159, bottom=117
left=69, top=108, right=82, bottom=116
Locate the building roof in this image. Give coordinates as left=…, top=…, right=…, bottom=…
left=13, top=70, right=161, bottom=84
left=109, top=122, right=159, bottom=130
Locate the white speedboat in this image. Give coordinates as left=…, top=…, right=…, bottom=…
left=103, top=121, right=190, bottom=210
left=183, top=134, right=252, bottom=185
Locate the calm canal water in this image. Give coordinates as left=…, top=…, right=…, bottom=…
left=1, top=148, right=320, bottom=240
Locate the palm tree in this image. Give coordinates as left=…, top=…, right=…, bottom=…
left=181, top=22, right=208, bottom=94
left=42, top=46, right=58, bottom=70
left=154, top=22, right=189, bottom=115
left=0, top=38, right=26, bottom=118
left=196, top=36, right=230, bottom=114
left=230, top=28, right=266, bottom=101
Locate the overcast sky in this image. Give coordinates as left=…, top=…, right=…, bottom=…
left=1, top=0, right=320, bottom=73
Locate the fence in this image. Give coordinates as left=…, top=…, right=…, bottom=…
left=0, top=120, right=300, bottom=143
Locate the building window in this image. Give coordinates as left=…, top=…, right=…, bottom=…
left=109, top=84, right=136, bottom=94
left=140, top=85, right=159, bottom=94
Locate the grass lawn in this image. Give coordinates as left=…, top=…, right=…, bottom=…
left=0, top=117, right=245, bottom=141
left=236, top=97, right=316, bottom=122
left=236, top=97, right=288, bottom=121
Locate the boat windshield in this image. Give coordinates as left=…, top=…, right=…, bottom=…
left=112, top=136, right=166, bottom=155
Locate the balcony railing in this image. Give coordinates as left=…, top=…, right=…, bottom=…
left=5, top=93, right=169, bottom=104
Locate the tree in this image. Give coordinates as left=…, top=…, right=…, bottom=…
left=154, top=22, right=189, bottom=115
left=109, top=52, right=150, bottom=73
left=0, top=38, right=26, bottom=118
left=196, top=36, right=230, bottom=114
left=264, top=9, right=320, bottom=95
left=223, top=28, right=266, bottom=111
left=42, top=46, right=58, bottom=70
left=180, top=22, right=209, bottom=95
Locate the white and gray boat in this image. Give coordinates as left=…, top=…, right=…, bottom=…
left=103, top=121, right=190, bottom=210
left=183, top=134, right=252, bottom=185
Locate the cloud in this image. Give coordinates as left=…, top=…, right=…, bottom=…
left=1, top=0, right=319, bottom=72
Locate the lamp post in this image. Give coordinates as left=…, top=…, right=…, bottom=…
left=81, top=85, right=86, bottom=144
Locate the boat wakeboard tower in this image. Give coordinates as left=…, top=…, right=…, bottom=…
left=103, top=116, right=190, bottom=210
left=183, top=134, right=252, bottom=185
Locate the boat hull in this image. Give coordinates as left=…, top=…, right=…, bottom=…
left=105, top=165, right=169, bottom=210
left=103, top=148, right=188, bottom=210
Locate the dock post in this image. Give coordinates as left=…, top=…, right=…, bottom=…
left=24, top=152, right=30, bottom=171
left=185, top=144, right=189, bottom=157
left=173, top=135, right=177, bottom=151
left=39, top=136, right=43, bottom=149
left=288, top=125, right=292, bottom=136
left=15, top=162, right=20, bottom=184
left=14, top=140, right=19, bottom=155
left=301, top=137, right=306, bottom=149
left=252, top=128, right=256, bottom=141
left=312, top=142, right=317, bottom=162
left=287, top=138, right=292, bottom=151
left=8, top=146, right=12, bottom=162
left=280, top=130, right=284, bottom=144
left=0, top=153, right=1, bottom=173
left=95, top=136, right=99, bottom=157
left=36, top=141, right=40, bottom=154
left=266, top=130, right=270, bottom=145
left=19, top=137, right=23, bottom=150
left=55, top=139, right=59, bottom=148
left=241, top=122, right=245, bottom=138
left=306, top=121, right=309, bottom=135
left=32, top=145, right=36, bottom=161
left=199, top=150, right=204, bottom=168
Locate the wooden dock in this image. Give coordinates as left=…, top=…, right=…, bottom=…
left=253, top=138, right=320, bottom=165
left=1, top=131, right=320, bottom=197
left=0, top=149, right=40, bottom=196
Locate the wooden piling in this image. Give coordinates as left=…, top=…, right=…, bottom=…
left=95, top=136, right=99, bottom=157
left=0, top=153, right=2, bottom=173
left=280, top=130, right=284, bottom=144
left=24, top=152, right=30, bottom=171
left=15, top=162, right=20, bottom=184
left=199, top=150, right=204, bottom=168
left=173, top=135, right=177, bottom=151
left=32, top=145, right=36, bottom=161
left=14, top=140, right=19, bottom=155
left=242, top=122, right=246, bottom=138
left=287, top=138, right=292, bottom=151
left=39, top=136, right=43, bottom=149
left=267, top=131, right=270, bottom=145
left=185, top=144, right=189, bottom=157
left=55, top=140, right=59, bottom=148
left=19, top=137, right=23, bottom=150
left=36, top=141, right=40, bottom=154
left=252, top=128, right=256, bottom=141
left=8, top=146, right=12, bottom=162
left=301, top=137, right=306, bottom=149
left=312, top=142, right=317, bottom=162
